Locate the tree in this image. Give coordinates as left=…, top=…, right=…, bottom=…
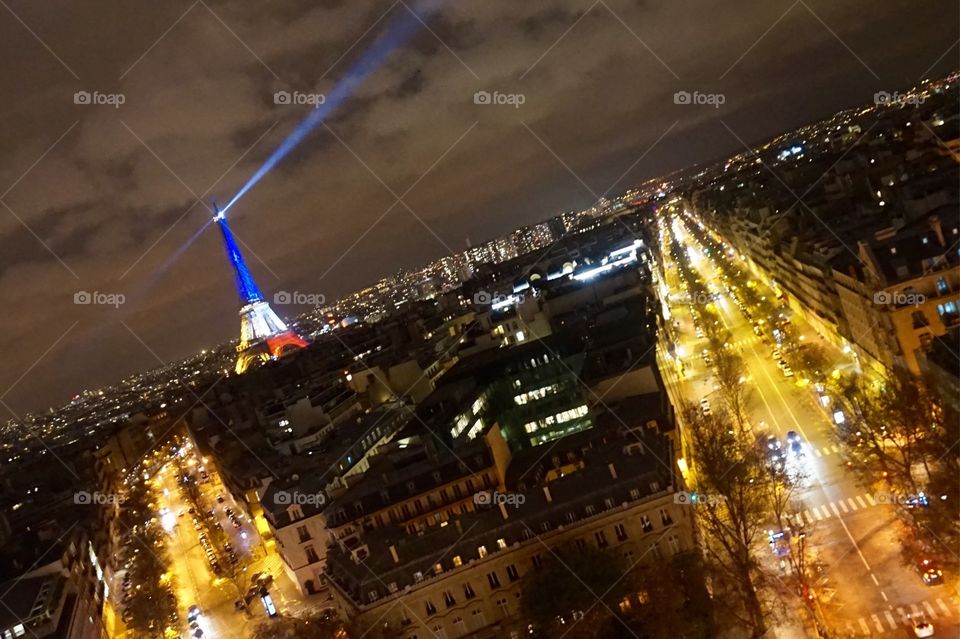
left=682, top=403, right=768, bottom=637
left=520, top=546, right=631, bottom=639
left=620, top=553, right=715, bottom=638
left=829, top=367, right=942, bottom=497
left=252, top=610, right=344, bottom=639
left=712, top=348, right=750, bottom=434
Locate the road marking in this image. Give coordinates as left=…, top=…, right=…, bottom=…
left=811, top=506, right=824, bottom=520
left=865, top=493, right=876, bottom=506
left=936, top=598, right=950, bottom=615
left=884, top=610, right=897, bottom=629
left=856, top=495, right=868, bottom=508
left=880, top=591, right=888, bottom=602
left=830, top=444, right=840, bottom=454
left=814, top=448, right=823, bottom=457
left=923, top=601, right=936, bottom=617
left=896, top=607, right=908, bottom=624
left=830, top=502, right=841, bottom=517
left=847, top=497, right=859, bottom=511
left=911, top=603, right=923, bottom=617
left=871, top=614, right=884, bottom=632
left=870, top=573, right=880, bottom=586
left=839, top=500, right=850, bottom=513
left=858, top=618, right=870, bottom=634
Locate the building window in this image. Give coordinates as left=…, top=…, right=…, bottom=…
left=506, top=564, right=520, bottom=581
left=668, top=535, right=681, bottom=555
left=477, top=545, right=488, bottom=559
left=604, top=498, right=615, bottom=509
left=487, top=571, right=501, bottom=589
left=936, top=277, right=949, bottom=294
left=452, top=555, right=463, bottom=568
left=497, top=538, right=507, bottom=550
left=660, top=509, right=673, bottom=525
left=414, top=571, right=424, bottom=583
left=305, top=546, right=319, bottom=564
left=496, top=597, right=509, bottom=617
left=595, top=530, right=608, bottom=548
left=585, top=505, right=595, bottom=516
left=431, top=624, right=446, bottom=639
left=463, top=582, right=476, bottom=599
left=453, top=617, right=466, bottom=634
left=640, top=515, right=653, bottom=532
left=532, top=554, right=543, bottom=569
left=629, top=488, right=641, bottom=500
left=650, top=543, right=663, bottom=560
left=472, top=608, right=486, bottom=626
left=296, top=525, right=311, bottom=542
left=575, top=538, right=587, bottom=551
left=614, top=523, right=628, bottom=541
left=433, top=562, right=443, bottom=575
left=443, top=591, right=456, bottom=608
left=425, top=600, right=437, bottom=615
left=367, top=590, right=379, bottom=603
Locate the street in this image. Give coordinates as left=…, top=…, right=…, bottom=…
left=658, top=214, right=960, bottom=637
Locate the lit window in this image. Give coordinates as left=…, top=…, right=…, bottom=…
left=477, top=545, right=488, bottom=559
left=496, top=538, right=507, bottom=550
left=452, top=555, right=462, bottom=567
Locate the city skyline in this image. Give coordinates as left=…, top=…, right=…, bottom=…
left=0, top=2, right=957, bottom=413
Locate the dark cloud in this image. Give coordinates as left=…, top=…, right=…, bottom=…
left=0, top=0, right=956, bottom=412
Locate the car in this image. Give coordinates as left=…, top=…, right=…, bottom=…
left=782, top=367, right=794, bottom=377
left=913, top=618, right=935, bottom=638
left=187, top=605, right=201, bottom=623
left=917, top=558, right=944, bottom=585
left=786, top=431, right=802, bottom=455
left=217, top=495, right=225, bottom=503
left=699, top=398, right=711, bottom=416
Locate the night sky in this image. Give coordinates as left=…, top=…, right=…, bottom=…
left=0, top=0, right=956, bottom=413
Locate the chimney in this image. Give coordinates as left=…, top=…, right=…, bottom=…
left=928, top=215, right=945, bottom=247
left=608, top=463, right=617, bottom=480
left=543, top=485, right=552, bottom=503
left=498, top=501, right=509, bottom=520
left=389, top=545, right=399, bottom=564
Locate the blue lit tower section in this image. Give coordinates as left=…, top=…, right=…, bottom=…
left=213, top=205, right=307, bottom=373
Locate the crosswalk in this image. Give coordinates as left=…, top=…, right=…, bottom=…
left=792, top=493, right=883, bottom=525
left=812, top=444, right=842, bottom=457
left=844, top=597, right=959, bottom=636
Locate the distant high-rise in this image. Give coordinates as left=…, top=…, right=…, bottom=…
left=213, top=205, right=307, bottom=374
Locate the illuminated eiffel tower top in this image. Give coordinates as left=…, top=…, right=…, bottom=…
left=212, top=204, right=307, bottom=373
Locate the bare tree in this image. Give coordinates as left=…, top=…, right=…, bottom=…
left=712, top=348, right=750, bottom=434
left=682, top=403, right=768, bottom=637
